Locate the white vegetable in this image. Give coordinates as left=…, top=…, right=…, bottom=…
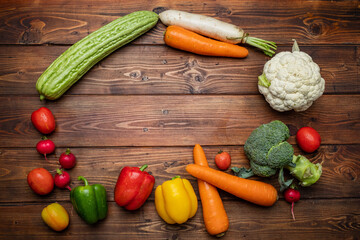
left=159, top=10, right=244, bottom=44
left=258, top=40, right=325, bottom=112
left=159, top=9, right=277, bottom=56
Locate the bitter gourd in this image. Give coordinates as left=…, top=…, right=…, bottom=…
left=36, top=10, right=158, bottom=100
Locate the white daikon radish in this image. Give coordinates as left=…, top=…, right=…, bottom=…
left=159, top=9, right=277, bottom=56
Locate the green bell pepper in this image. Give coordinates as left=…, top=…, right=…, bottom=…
left=70, top=176, right=108, bottom=224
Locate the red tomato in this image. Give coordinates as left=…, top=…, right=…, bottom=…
left=27, top=168, right=54, bottom=195
left=31, top=107, right=56, bottom=134
left=215, top=151, right=231, bottom=170
left=296, top=127, right=321, bottom=153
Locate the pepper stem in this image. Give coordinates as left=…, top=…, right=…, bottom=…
left=171, top=176, right=181, bottom=180
left=56, top=168, right=63, bottom=175
left=139, top=164, right=148, bottom=171
left=78, top=176, right=89, bottom=186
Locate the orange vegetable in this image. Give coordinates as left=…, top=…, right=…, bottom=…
left=164, top=25, right=248, bottom=58
left=193, top=144, right=229, bottom=237
left=41, top=202, right=69, bottom=231
left=186, top=164, right=278, bottom=207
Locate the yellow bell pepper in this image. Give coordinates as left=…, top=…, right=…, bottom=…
left=155, top=176, right=198, bottom=224
left=41, top=202, right=69, bottom=231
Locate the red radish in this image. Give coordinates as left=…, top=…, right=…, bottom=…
left=36, top=136, right=55, bottom=161
left=284, top=187, right=301, bottom=220
left=59, top=148, right=76, bottom=169
left=54, top=169, right=71, bottom=191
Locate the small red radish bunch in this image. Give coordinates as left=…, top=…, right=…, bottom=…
left=284, top=187, right=301, bottom=220
left=54, top=169, right=71, bottom=191
left=36, top=136, right=55, bottom=161
left=59, top=148, right=76, bottom=169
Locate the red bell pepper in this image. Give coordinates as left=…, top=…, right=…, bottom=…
left=114, top=164, right=155, bottom=210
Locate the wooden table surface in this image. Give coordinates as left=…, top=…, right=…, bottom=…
left=0, top=0, right=359, bottom=239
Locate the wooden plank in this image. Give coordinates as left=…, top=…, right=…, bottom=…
left=0, top=0, right=359, bottom=45
left=0, top=95, right=359, bottom=147
left=0, top=145, right=358, bottom=202
left=0, top=45, right=358, bottom=95
left=0, top=199, right=359, bottom=240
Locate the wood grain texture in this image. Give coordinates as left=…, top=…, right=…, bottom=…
left=0, top=95, right=359, bottom=147
left=0, top=0, right=359, bottom=45
left=0, top=199, right=359, bottom=240
left=0, top=0, right=359, bottom=239
left=0, top=45, right=358, bottom=95
left=0, top=145, right=358, bottom=203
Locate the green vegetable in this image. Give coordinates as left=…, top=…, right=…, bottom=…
left=241, top=120, right=294, bottom=177
left=233, top=120, right=322, bottom=190
left=36, top=11, right=159, bottom=100
left=285, top=155, right=322, bottom=187
left=70, top=176, right=108, bottom=224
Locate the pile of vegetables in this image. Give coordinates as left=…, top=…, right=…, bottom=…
left=28, top=10, right=161, bottom=231
left=231, top=120, right=323, bottom=220
left=28, top=106, right=110, bottom=229
left=232, top=120, right=322, bottom=189
left=27, top=6, right=328, bottom=236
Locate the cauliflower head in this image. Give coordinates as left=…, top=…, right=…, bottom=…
left=258, top=40, right=325, bottom=112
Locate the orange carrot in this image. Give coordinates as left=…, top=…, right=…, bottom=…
left=164, top=25, right=248, bottom=58
left=193, top=144, right=229, bottom=237
left=186, top=164, right=278, bottom=207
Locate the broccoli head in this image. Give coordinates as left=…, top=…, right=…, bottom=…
left=243, top=120, right=294, bottom=177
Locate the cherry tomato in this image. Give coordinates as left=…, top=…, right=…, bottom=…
left=27, top=168, right=54, bottom=195
left=31, top=107, right=56, bottom=134
left=215, top=150, right=231, bottom=170
left=296, top=126, right=321, bottom=153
